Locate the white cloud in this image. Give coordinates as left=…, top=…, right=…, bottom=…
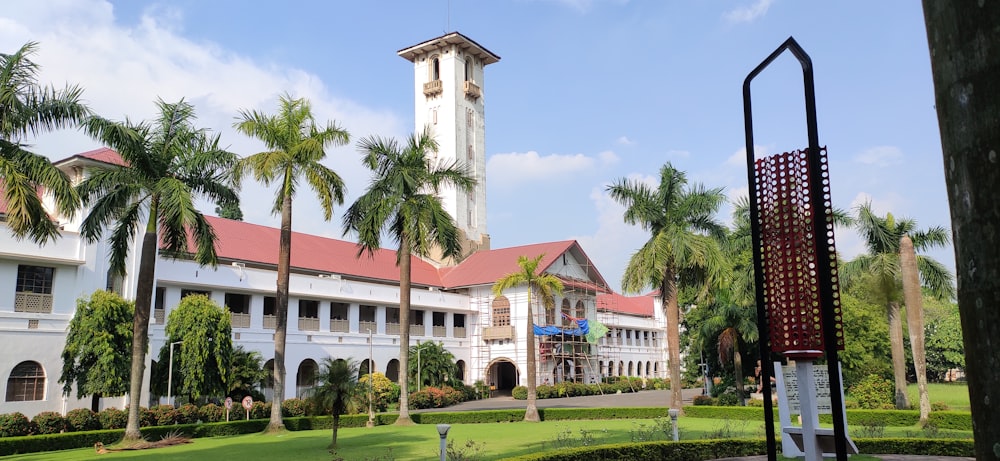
left=854, top=145, right=904, bottom=167
left=616, top=136, right=635, bottom=146
left=723, top=0, right=774, bottom=24
left=573, top=186, right=648, bottom=293
left=598, top=150, right=620, bottom=165
left=1, top=1, right=405, bottom=235
left=725, top=145, right=769, bottom=168
left=487, top=150, right=598, bottom=185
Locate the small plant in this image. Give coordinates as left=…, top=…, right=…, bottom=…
left=716, top=391, right=739, bottom=406
left=446, top=439, right=486, bottom=461
left=931, top=401, right=950, bottom=411
left=629, top=417, right=674, bottom=442
left=704, top=418, right=751, bottom=439
left=853, top=416, right=887, bottom=438
left=692, top=395, right=715, bottom=406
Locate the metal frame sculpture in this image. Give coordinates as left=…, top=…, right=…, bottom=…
left=743, top=37, right=849, bottom=461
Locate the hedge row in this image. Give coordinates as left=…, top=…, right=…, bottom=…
left=682, top=406, right=972, bottom=431
left=510, top=379, right=668, bottom=401
left=499, top=439, right=768, bottom=461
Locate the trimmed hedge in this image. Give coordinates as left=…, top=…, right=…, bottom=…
left=499, top=439, right=767, bottom=461
left=855, top=437, right=974, bottom=457
left=681, top=406, right=769, bottom=421
left=684, top=405, right=972, bottom=431
left=928, top=411, right=974, bottom=430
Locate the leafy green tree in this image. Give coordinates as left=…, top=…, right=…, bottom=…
left=841, top=202, right=953, bottom=409
left=838, top=290, right=891, bottom=387
left=59, top=290, right=133, bottom=411
left=343, top=128, right=475, bottom=425
left=697, top=289, right=758, bottom=404
left=228, top=346, right=267, bottom=401
left=607, top=162, right=727, bottom=409
left=1, top=41, right=88, bottom=243
left=233, top=94, right=348, bottom=432
left=78, top=99, right=238, bottom=439
left=924, top=299, right=965, bottom=382
left=409, top=341, right=459, bottom=389
left=215, top=201, right=244, bottom=221
left=155, top=294, right=233, bottom=402
left=309, top=358, right=358, bottom=449
left=492, top=254, right=564, bottom=422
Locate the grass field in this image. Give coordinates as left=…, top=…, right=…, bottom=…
left=4, top=415, right=972, bottom=461
left=907, top=382, right=969, bottom=411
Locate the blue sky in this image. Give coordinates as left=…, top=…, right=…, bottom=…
left=2, top=1, right=954, bottom=293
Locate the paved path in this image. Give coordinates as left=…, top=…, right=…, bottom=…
left=416, top=388, right=973, bottom=460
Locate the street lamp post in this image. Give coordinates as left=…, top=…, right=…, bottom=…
left=367, top=328, right=374, bottom=428
left=436, top=424, right=451, bottom=461
left=167, top=340, right=183, bottom=407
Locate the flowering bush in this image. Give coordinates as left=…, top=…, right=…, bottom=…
left=357, top=372, right=399, bottom=412
left=199, top=403, right=225, bottom=422
left=98, top=407, right=127, bottom=429
left=0, top=412, right=33, bottom=437
left=32, top=412, right=67, bottom=434
left=65, top=408, right=100, bottom=432
left=282, top=398, right=311, bottom=417
left=176, top=404, right=201, bottom=424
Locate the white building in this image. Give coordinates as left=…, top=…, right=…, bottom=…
left=0, top=32, right=668, bottom=418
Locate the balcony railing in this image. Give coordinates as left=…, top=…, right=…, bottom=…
left=411, top=324, right=425, bottom=336
left=298, top=317, right=319, bottom=331
left=464, top=81, right=481, bottom=99
left=14, top=292, right=52, bottom=313
left=454, top=326, right=466, bottom=338
left=432, top=326, right=446, bottom=337
left=482, top=325, right=514, bottom=341
left=230, top=312, right=250, bottom=328
left=386, top=322, right=400, bottom=335
left=359, top=320, right=376, bottom=334
left=423, top=79, right=442, bottom=96
left=153, top=308, right=165, bottom=324
left=263, top=315, right=276, bottom=330
left=329, top=319, right=349, bottom=333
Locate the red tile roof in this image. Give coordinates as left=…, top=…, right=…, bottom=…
left=199, top=216, right=445, bottom=286
left=54, top=147, right=127, bottom=167
left=597, top=291, right=656, bottom=317
left=440, top=240, right=610, bottom=289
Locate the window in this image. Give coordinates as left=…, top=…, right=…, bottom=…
left=464, top=58, right=473, bottom=82
left=153, top=287, right=166, bottom=324
left=105, top=268, right=123, bottom=295
left=330, top=302, right=349, bottom=320
left=432, top=312, right=445, bottom=327
left=560, top=299, right=571, bottom=326
left=298, top=300, right=319, bottom=318
left=15, top=265, right=54, bottom=313
left=430, top=55, right=440, bottom=81
left=410, top=309, right=424, bottom=326
left=263, top=296, right=277, bottom=330
left=226, top=293, right=251, bottom=328
left=575, top=300, right=585, bottom=320
left=454, top=313, right=465, bottom=328
left=6, top=361, right=45, bottom=401
left=491, top=296, right=510, bottom=327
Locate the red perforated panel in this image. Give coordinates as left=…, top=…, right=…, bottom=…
left=754, top=148, right=844, bottom=356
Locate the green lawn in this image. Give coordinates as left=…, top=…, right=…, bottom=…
left=907, top=382, right=969, bottom=411
left=3, top=416, right=972, bottom=461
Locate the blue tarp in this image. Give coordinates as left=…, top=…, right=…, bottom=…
left=533, top=319, right=589, bottom=336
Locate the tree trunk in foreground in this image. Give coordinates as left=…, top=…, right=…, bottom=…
left=395, top=239, right=413, bottom=425
left=923, top=2, right=1000, bottom=458
left=887, top=301, right=910, bottom=409
left=124, top=229, right=157, bottom=440
left=665, top=283, right=683, bottom=411
left=900, top=235, right=931, bottom=424
left=524, top=287, right=540, bottom=422
left=267, top=194, right=292, bottom=432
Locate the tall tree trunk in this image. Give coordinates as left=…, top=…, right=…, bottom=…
left=266, top=194, right=292, bottom=432
left=901, top=235, right=931, bottom=424
left=124, top=215, right=158, bottom=440
left=395, top=239, right=413, bottom=425
left=733, top=337, right=745, bottom=406
left=887, top=301, right=910, bottom=409
left=922, top=3, right=1000, bottom=457
left=665, top=280, right=683, bottom=410
left=524, top=285, right=540, bottom=422
left=330, top=413, right=340, bottom=449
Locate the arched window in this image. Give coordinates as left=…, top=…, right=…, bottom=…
left=464, top=58, right=473, bottom=82
left=618, top=361, right=624, bottom=377
left=6, top=361, right=45, bottom=401
left=386, top=359, right=400, bottom=382
left=456, top=360, right=466, bottom=382
left=296, top=359, right=318, bottom=398
left=430, top=56, right=440, bottom=81
left=646, top=362, right=652, bottom=377
left=574, top=300, right=585, bottom=320
left=607, top=361, right=614, bottom=377
left=359, top=359, right=373, bottom=379
left=628, top=361, right=634, bottom=377
left=636, top=361, right=644, bottom=377
left=560, top=298, right=571, bottom=326
left=491, top=296, right=510, bottom=327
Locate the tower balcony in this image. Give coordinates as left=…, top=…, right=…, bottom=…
left=463, top=81, right=481, bottom=99
left=423, top=79, right=443, bottom=96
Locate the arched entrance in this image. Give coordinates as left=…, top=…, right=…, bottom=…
left=296, top=359, right=318, bottom=398
left=385, top=359, right=400, bottom=382
left=486, top=359, right=518, bottom=396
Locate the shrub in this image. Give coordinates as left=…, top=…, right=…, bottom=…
left=0, top=413, right=32, bottom=437
left=692, top=395, right=715, bottom=406
left=358, top=373, right=399, bottom=412
left=282, top=398, right=311, bottom=417
left=249, top=401, right=269, bottom=419
left=97, top=407, right=127, bottom=429
left=65, top=408, right=100, bottom=432
left=199, top=403, right=225, bottom=423
left=176, top=404, right=201, bottom=424
left=849, top=375, right=894, bottom=409
left=149, top=405, right=179, bottom=426
left=716, top=392, right=739, bottom=407
left=409, top=386, right=463, bottom=409
left=32, top=412, right=68, bottom=434
left=931, top=401, right=950, bottom=411
left=512, top=386, right=527, bottom=400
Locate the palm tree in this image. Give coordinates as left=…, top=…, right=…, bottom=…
left=309, top=358, right=359, bottom=449
left=492, top=254, right=564, bottom=422
left=78, top=99, right=238, bottom=440
left=1, top=41, right=88, bottom=243
left=233, top=94, right=349, bottom=431
left=841, top=202, right=953, bottom=410
left=900, top=234, right=930, bottom=424
left=343, top=128, right=475, bottom=425
left=607, top=162, right=727, bottom=410
left=698, top=289, right=758, bottom=404
left=409, top=341, right=459, bottom=389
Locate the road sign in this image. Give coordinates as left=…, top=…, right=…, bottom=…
left=242, top=395, right=253, bottom=410
left=224, top=397, right=233, bottom=410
